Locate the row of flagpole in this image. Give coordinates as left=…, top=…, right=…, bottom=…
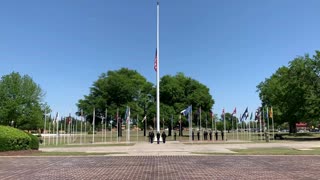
left=42, top=105, right=275, bottom=145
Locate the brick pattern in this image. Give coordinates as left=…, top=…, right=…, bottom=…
left=0, top=156, right=319, bottom=180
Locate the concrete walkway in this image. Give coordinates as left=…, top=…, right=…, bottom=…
left=40, top=140, right=320, bottom=156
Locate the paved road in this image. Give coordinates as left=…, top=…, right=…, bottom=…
left=0, top=156, right=319, bottom=180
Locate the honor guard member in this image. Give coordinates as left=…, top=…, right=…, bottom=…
left=161, top=131, right=167, bottom=143
left=156, top=132, right=160, bottom=144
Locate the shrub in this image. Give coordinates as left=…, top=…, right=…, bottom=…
left=88, top=131, right=97, bottom=134
left=25, top=133, right=39, bottom=150
left=0, top=125, right=31, bottom=151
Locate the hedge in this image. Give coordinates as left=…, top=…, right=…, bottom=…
left=26, top=133, right=39, bottom=150
left=0, top=125, right=39, bottom=151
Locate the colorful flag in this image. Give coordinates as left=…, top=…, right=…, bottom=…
left=154, top=48, right=157, bottom=72
left=241, top=107, right=248, bottom=121
left=67, top=113, right=72, bottom=124
left=254, top=107, right=261, bottom=121
left=250, top=112, right=253, bottom=120
left=209, top=110, right=213, bottom=118
left=269, top=107, right=273, bottom=119
left=232, top=107, right=236, bottom=115
left=222, top=108, right=225, bottom=116
left=181, top=105, right=192, bottom=117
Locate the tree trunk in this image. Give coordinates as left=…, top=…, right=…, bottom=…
left=168, top=125, right=172, bottom=136
left=289, top=121, right=297, bottom=134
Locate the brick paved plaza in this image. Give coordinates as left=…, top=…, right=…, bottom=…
left=0, top=156, right=319, bottom=180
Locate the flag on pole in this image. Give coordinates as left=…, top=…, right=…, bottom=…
left=241, top=107, right=249, bottom=121
left=142, top=115, right=147, bottom=122
left=232, top=107, right=236, bottom=115
left=255, top=107, right=261, bottom=121
left=125, top=106, right=130, bottom=123
left=222, top=108, right=225, bottom=119
left=181, top=105, right=192, bottom=117
left=154, top=48, right=157, bottom=72
left=67, top=116, right=72, bottom=125
left=250, top=112, right=253, bottom=120
left=53, top=112, right=59, bottom=126
left=269, top=107, right=273, bottom=119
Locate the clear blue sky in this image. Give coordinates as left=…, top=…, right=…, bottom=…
left=1, top=0, right=319, bottom=118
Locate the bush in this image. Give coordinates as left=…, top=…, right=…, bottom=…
left=0, top=125, right=31, bottom=151
left=25, top=133, right=39, bottom=150
left=88, top=131, right=97, bottom=134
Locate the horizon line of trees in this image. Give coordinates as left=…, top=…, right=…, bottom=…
left=1, top=50, right=319, bottom=134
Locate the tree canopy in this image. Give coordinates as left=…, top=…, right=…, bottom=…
left=159, top=72, right=215, bottom=127
left=77, top=68, right=153, bottom=125
left=77, top=69, right=215, bottom=130
left=257, top=51, right=320, bottom=133
left=0, top=72, right=49, bottom=130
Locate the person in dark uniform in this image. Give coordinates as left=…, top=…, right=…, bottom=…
left=161, top=131, right=167, bottom=143
left=192, top=130, right=194, bottom=141
left=204, top=131, right=207, bottom=140
left=151, top=131, right=154, bottom=143
left=215, top=131, right=218, bottom=141
left=174, top=131, right=177, bottom=141
left=149, top=132, right=152, bottom=143
left=206, top=131, right=208, bottom=140
left=221, top=130, right=224, bottom=141
left=156, top=131, right=160, bottom=144
left=209, top=130, right=212, bottom=141
left=197, top=131, right=200, bottom=141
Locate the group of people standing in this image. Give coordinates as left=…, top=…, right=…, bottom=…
left=149, top=131, right=167, bottom=144
left=192, top=130, right=225, bottom=141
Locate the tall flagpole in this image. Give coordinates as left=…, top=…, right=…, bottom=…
left=223, top=108, right=226, bottom=141
left=43, top=109, right=47, bottom=146
left=189, top=105, right=192, bottom=142
left=117, top=108, right=119, bottom=143
left=64, top=117, right=66, bottom=144
left=156, top=0, right=160, bottom=134
left=105, top=108, right=107, bottom=143
left=259, top=108, right=262, bottom=141
left=137, top=114, right=139, bottom=142
left=56, top=113, right=59, bottom=146
left=200, top=107, right=202, bottom=141
left=48, top=117, right=51, bottom=145
left=93, top=107, right=95, bottom=143
left=271, top=107, right=274, bottom=141
left=171, top=114, right=173, bottom=140
left=266, top=106, right=269, bottom=142
left=80, top=110, right=83, bottom=144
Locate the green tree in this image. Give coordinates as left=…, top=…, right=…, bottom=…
left=77, top=70, right=215, bottom=135
left=160, top=72, right=215, bottom=129
left=257, top=51, right=320, bottom=133
left=0, top=72, right=48, bottom=130
left=77, top=68, right=154, bottom=125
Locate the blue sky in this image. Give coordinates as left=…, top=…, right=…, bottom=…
left=1, top=0, right=319, bottom=118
